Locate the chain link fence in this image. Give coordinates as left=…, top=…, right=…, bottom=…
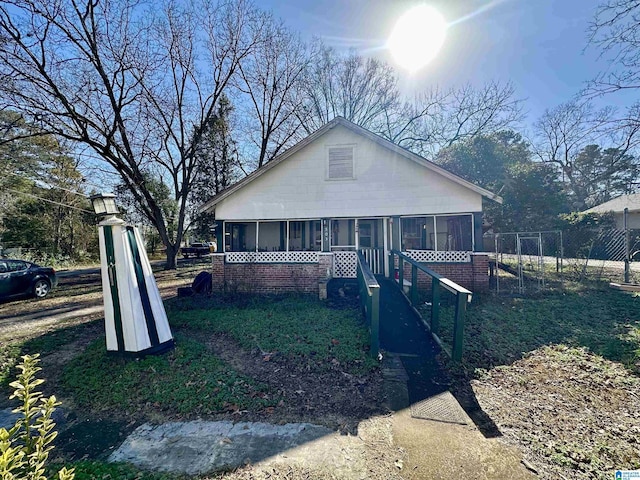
left=561, top=227, right=640, bottom=284
left=486, top=227, right=640, bottom=294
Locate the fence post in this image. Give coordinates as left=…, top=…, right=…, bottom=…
left=411, top=264, right=418, bottom=305
left=370, top=286, right=380, bottom=356
left=452, top=291, right=469, bottom=362
left=431, top=277, right=440, bottom=335
left=625, top=207, right=630, bottom=283
left=398, top=257, right=404, bottom=288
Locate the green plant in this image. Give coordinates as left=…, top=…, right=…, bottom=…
left=0, top=354, right=74, bottom=479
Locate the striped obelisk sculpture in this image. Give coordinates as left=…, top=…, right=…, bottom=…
left=98, top=216, right=174, bottom=356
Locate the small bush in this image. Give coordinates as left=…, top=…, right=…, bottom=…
left=0, top=354, right=74, bottom=480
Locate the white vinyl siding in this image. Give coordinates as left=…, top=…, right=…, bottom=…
left=327, top=145, right=355, bottom=180
left=214, top=125, right=483, bottom=219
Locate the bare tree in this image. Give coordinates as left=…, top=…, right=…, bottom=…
left=588, top=0, right=640, bottom=95
left=0, top=0, right=264, bottom=269
left=235, top=17, right=310, bottom=167
left=532, top=99, right=640, bottom=208
left=298, top=44, right=400, bottom=135
left=381, top=81, right=523, bottom=159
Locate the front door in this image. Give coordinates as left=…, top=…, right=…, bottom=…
left=358, top=219, right=385, bottom=274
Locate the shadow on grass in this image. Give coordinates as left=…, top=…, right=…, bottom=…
left=421, top=277, right=640, bottom=442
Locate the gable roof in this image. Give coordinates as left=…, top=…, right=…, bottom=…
left=583, top=193, right=640, bottom=214
left=199, top=117, right=502, bottom=214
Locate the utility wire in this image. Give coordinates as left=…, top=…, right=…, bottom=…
left=6, top=172, right=95, bottom=198
left=5, top=188, right=94, bottom=214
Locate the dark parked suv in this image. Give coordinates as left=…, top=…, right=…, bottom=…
left=0, top=259, right=58, bottom=300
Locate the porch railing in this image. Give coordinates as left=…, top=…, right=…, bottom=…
left=357, top=251, right=380, bottom=357
left=359, top=247, right=385, bottom=275
left=389, top=249, right=472, bottom=362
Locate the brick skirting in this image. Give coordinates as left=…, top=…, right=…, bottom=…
left=210, top=252, right=490, bottom=295
left=210, top=253, right=333, bottom=295
left=400, top=253, right=489, bottom=293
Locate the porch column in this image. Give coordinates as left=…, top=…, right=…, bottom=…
left=355, top=218, right=359, bottom=249
left=392, top=216, right=401, bottom=252
left=215, top=222, right=224, bottom=253
left=473, top=212, right=483, bottom=252
left=322, top=218, right=330, bottom=252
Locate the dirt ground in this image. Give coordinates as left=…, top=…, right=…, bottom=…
left=204, top=331, right=385, bottom=432
left=470, top=345, right=640, bottom=479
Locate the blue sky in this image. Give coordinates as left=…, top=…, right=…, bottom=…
left=259, top=0, right=635, bottom=126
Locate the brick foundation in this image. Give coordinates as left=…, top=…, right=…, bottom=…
left=210, top=252, right=490, bottom=296
left=210, top=253, right=334, bottom=296
left=400, top=253, right=489, bottom=293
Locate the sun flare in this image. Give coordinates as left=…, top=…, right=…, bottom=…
left=388, top=5, right=447, bottom=72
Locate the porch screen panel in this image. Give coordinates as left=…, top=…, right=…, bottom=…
left=402, top=217, right=426, bottom=250
left=435, top=215, right=473, bottom=251
left=401, top=217, right=436, bottom=250
left=258, top=221, right=285, bottom=251
left=225, top=222, right=256, bottom=252
left=289, top=220, right=321, bottom=251
left=331, top=219, right=355, bottom=249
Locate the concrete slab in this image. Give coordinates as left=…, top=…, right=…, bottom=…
left=109, top=420, right=369, bottom=477
left=392, top=408, right=536, bottom=479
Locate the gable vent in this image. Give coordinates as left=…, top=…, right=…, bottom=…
left=328, top=146, right=354, bottom=179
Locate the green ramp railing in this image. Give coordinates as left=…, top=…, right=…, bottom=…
left=357, top=251, right=380, bottom=357
left=389, top=250, right=472, bottom=362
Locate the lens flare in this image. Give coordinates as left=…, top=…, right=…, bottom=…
left=388, top=5, right=447, bottom=72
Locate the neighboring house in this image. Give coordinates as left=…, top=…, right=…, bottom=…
left=200, top=117, right=502, bottom=294
left=583, top=193, right=640, bottom=230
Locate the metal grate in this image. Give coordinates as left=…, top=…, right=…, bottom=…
left=404, top=250, right=471, bottom=263
left=410, top=391, right=469, bottom=425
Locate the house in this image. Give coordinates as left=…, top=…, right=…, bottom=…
left=583, top=193, right=640, bottom=230
left=200, top=117, right=502, bottom=294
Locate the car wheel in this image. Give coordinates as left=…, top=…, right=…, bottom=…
left=33, top=279, right=51, bottom=298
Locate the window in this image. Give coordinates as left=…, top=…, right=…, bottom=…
left=7, top=261, right=27, bottom=272
left=327, top=146, right=355, bottom=180
left=401, top=215, right=473, bottom=251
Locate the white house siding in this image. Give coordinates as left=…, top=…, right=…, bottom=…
left=214, top=125, right=482, bottom=221
left=614, top=212, right=640, bottom=230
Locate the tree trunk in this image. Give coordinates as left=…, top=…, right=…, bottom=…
left=165, top=243, right=179, bottom=270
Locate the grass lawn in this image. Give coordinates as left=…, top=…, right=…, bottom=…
left=62, top=336, right=276, bottom=417
left=461, top=281, right=640, bottom=374
left=167, top=295, right=378, bottom=373
left=58, top=296, right=377, bottom=419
